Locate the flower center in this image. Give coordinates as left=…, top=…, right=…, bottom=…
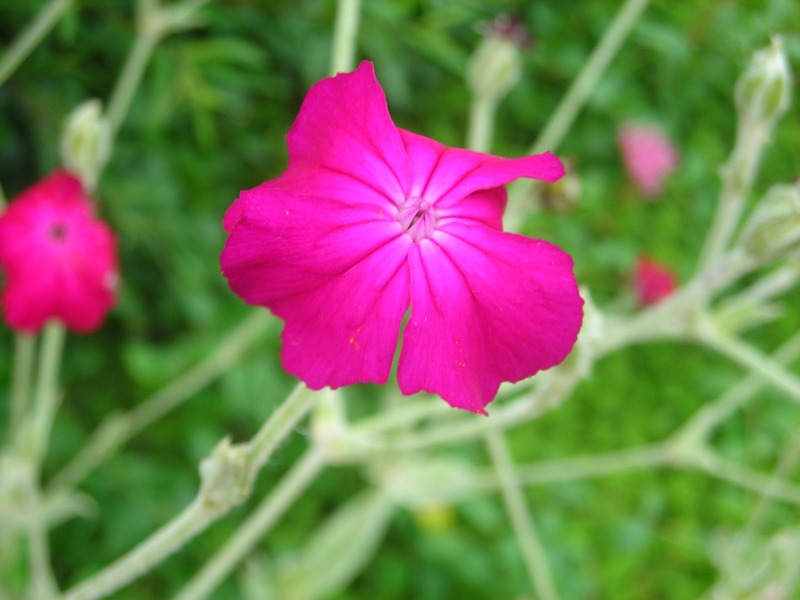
left=397, top=197, right=438, bottom=241
left=48, top=222, right=69, bottom=242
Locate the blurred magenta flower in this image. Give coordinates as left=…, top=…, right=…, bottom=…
left=635, top=256, right=678, bottom=307
left=0, top=170, right=118, bottom=333
left=221, top=62, right=583, bottom=414
left=617, top=123, right=679, bottom=198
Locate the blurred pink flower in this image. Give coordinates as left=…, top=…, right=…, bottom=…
left=0, top=170, right=118, bottom=333
left=635, top=256, right=678, bottom=307
left=617, top=123, right=679, bottom=198
left=221, top=61, right=583, bottom=414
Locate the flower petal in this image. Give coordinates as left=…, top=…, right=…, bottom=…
left=398, top=222, right=583, bottom=413
left=286, top=61, right=409, bottom=204
left=399, top=129, right=564, bottom=209
left=221, top=187, right=411, bottom=388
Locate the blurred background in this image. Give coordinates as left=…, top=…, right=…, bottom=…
left=1, top=0, right=799, bottom=598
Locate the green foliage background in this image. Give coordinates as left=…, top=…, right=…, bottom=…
left=1, top=0, right=799, bottom=598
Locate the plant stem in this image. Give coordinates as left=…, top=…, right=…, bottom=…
left=513, top=443, right=670, bottom=486
left=10, top=334, right=36, bottom=439
left=698, top=121, right=770, bottom=272
left=467, top=94, right=497, bottom=153
left=61, top=384, right=317, bottom=600
left=22, top=323, right=65, bottom=599
left=49, top=311, right=273, bottom=491
left=0, top=0, right=74, bottom=86
left=530, top=0, right=651, bottom=155
left=175, top=449, right=326, bottom=600
left=505, top=0, right=650, bottom=227
left=27, top=323, right=66, bottom=463
left=241, top=383, right=317, bottom=482
left=486, top=431, right=560, bottom=600
left=25, top=466, right=59, bottom=600
left=330, top=0, right=361, bottom=75
left=702, top=326, right=800, bottom=406
left=105, top=28, right=160, bottom=143
left=384, top=372, right=579, bottom=452
left=63, top=497, right=211, bottom=600
left=675, top=331, right=800, bottom=444
left=696, top=452, right=800, bottom=506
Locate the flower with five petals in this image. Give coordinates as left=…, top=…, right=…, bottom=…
left=222, top=62, right=583, bottom=413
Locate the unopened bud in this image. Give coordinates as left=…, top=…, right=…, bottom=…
left=740, top=182, right=800, bottom=259
left=735, top=37, right=791, bottom=126
left=60, top=99, right=110, bottom=192
left=467, top=16, right=530, bottom=101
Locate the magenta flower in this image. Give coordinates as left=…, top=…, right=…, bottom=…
left=0, top=170, right=118, bottom=333
left=634, top=256, right=677, bottom=307
left=222, top=62, right=583, bottom=413
left=617, top=123, right=679, bottom=198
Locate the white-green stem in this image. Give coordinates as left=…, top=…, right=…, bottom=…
left=506, top=0, right=651, bottom=226
left=10, top=333, right=36, bottom=438
left=486, top=431, right=560, bottom=600
left=23, top=323, right=66, bottom=599
left=61, top=383, right=317, bottom=600
left=175, top=449, right=326, bottom=600
left=26, top=466, right=59, bottom=600
left=330, top=0, right=361, bottom=74
left=675, top=330, right=800, bottom=444
left=383, top=371, right=579, bottom=452
left=513, top=443, right=670, bottom=486
left=698, top=120, right=771, bottom=272
left=467, top=94, right=497, bottom=153
left=49, top=311, right=273, bottom=491
left=27, top=323, right=66, bottom=463
left=702, top=325, right=800, bottom=406
left=0, top=0, right=74, bottom=86
left=105, top=28, right=160, bottom=143
left=530, top=0, right=650, bottom=155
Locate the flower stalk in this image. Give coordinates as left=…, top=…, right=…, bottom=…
left=174, top=448, right=326, bottom=600
left=49, top=310, right=273, bottom=492
left=0, top=0, right=74, bottom=86
left=10, top=334, right=36, bottom=437
left=330, top=0, right=361, bottom=75
left=61, top=383, right=318, bottom=600
left=486, top=430, right=560, bottom=600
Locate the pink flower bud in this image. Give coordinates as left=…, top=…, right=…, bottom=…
left=617, top=123, right=679, bottom=198
left=634, top=256, right=678, bottom=307
left=0, top=170, right=118, bottom=333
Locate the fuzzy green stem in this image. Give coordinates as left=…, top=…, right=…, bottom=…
left=531, top=0, right=650, bottom=154
left=702, top=325, right=800, bottom=406
left=63, top=497, right=210, bottom=600
left=675, top=331, right=800, bottom=444
left=240, top=383, right=317, bottom=480
left=698, top=121, right=771, bottom=273
left=384, top=371, right=579, bottom=452
left=23, top=323, right=65, bottom=599
left=330, top=0, right=361, bottom=75
left=746, top=430, right=800, bottom=536
left=506, top=0, right=651, bottom=224
left=696, top=452, right=800, bottom=506
left=514, top=443, right=670, bottom=486
left=49, top=311, right=273, bottom=492
left=61, top=383, right=317, bottom=600
left=467, top=94, right=498, bottom=153
left=0, top=0, right=74, bottom=86
left=105, top=29, right=159, bottom=143
left=26, top=467, right=59, bottom=600
left=10, top=334, right=36, bottom=439
left=486, top=431, right=560, bottom=600
left=175, top=449, right=326, bottom=600
left=27, top=323, right=66, bottom=463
